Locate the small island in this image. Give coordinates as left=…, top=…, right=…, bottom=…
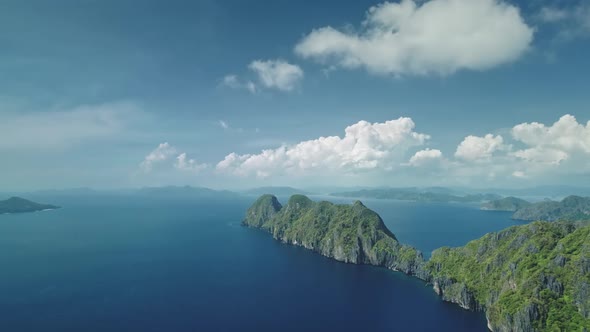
left=0, top=197, right=59, bottom=214
left=243, top=194, right=427, bottom=276
left=480, top=196, right=531, bottom=212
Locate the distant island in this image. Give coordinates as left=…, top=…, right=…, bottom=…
left=0, top=197, right=59, bottom=214
left=330, top=188, right=501, bottom=203
left=137, top=186, right=239, bottom=200
left=244, top=194, right=590, bottom=331
left=243, top=194, right=426, bottom=276
left=512, top=195, right=590, bottom=222
left=242, top=186, right=312, bottom=196
left=481, top=195, right=590, bottom=222
left=480, top=196, right=532, bottom=212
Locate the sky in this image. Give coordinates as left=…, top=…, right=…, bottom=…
left=1, top=0, right=589, bottom=191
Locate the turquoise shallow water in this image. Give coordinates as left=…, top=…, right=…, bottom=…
left=0, top=195, right=523, bottom=331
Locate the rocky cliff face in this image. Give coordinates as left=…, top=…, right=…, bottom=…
left=427, top=221, right=590, bottom=331
left=243, top=194, right=427, bottom=277
left=244, top=195, right=590, bottom=331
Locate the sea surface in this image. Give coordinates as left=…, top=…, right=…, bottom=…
left=0, top=194, right=526, bottom=332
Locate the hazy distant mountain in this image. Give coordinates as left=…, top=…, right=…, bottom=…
left=473, top=186, right=590, bottom=199
left=481, top=197, right=532, bottom=212
left=137, top=186, right=240, bottom=200
left=242, top=186, right=312, bottom=196
left=512, top=195, right=590, bottom=222
left=0, top=197, right=59, bottom=214
left=330, top=188, right=501, bottom=203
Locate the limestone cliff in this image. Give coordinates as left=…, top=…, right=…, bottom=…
left=243, top=194, right=426, bottom=277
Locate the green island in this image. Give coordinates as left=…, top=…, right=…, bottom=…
left=481, top=196, right=532, bottom=212
left=512, top=196, right=590, bottom=222
left=0, top=197, right=59, bottom=214
left=243, top=194, right=427, bottom=276
left=244, top=194, right=590, bottom=332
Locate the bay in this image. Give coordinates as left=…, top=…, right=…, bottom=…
left=0, top=195, right=523, bottom=331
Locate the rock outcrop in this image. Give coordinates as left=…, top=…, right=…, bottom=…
left=427, top=221, right=590, bottom=331
left=244, top=194, right=590, bottom=331
left=243, top=194, right=427, bottom=277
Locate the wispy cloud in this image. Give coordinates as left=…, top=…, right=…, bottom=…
left=0, top=102, right=141, bottom=150
left=537, top=3, right=590, bottom=40
left=140, top=142, right=177, bottom=173
left=174, top=153, right=208, bottom=173
left=222, top=59, right=303, bottom=93
left=140, top=143, right=208, bottom=174
left=221, top=75, right=257, bottom=93
left=248, top=59, right=303, bottom=91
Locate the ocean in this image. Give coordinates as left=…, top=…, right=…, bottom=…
left=0, top=194, right=525, bottom=331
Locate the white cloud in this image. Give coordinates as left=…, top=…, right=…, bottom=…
left=455, top=134, right=505, bottom=161
left=0, top=102, right=139, bottom=150
left=408, top=148, right=443, bottom=166
left=221, top=74, right=257, bottom=93
left=216, top=117, right=429, bottom=177
left=140, top=142, right=177, bottom=173
left=295, top=0, right=533, bottom=76
left=537, top=4, right=590, bottom=39
left=219, top=120, right=229, bottom=129
left=511, top=114, right=590, bottom=164
left=175, top=153, right=208, bottom=173
left=222, top=75, right=240, bottom=89
left=248, top=59, right=304, bottom=91
left=538, top=7, right=569, bottom=23
left=512, top=170, right=527, bottom=178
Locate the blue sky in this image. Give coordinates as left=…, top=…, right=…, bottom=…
left=1, top=0, right=589, bottom=190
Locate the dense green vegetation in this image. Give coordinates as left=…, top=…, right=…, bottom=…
left=245, top=194, right=590, bottom=331
left=481, top=196, right=532, bottom=212
left=0, top=197, right=59, bottom=214
left=331, top=188, right=501, bottom=203
left=244, top=194, right=426, bottom=276
left=428, top=221, right=590, bottom=331
left=513, top=195, right=590, bottom=222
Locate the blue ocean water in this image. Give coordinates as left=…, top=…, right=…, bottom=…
left=0, top=195, right=524, bottom=331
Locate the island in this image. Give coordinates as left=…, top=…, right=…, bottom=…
left=330, top=188, right=501, bottom=203
left=0, top=197, right=59, bottom=214
left=512, top=195, right=590, bottom=222
left=480, top=196, right=531, bottom=212
left=243, top=194, right=427, bottom=276
left=244, top=194, right=590, bottom=331
left=429, top=221, right=590, bottom=331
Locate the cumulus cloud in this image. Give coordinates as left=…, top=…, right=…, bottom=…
left=248, top=59, right=304, bottom=91
left=175, top=153, right=208, bottom=173
left=511, top=114, right=590, bottom=164
left=295, top=0, right=533, bottom=76
left=140, top=143, right=177, bottom=173
left=455, top=134, right=505, bottom=161
left=407, top=148, right=443, bottom=166
left=216, top=117, right=429, bottom=177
